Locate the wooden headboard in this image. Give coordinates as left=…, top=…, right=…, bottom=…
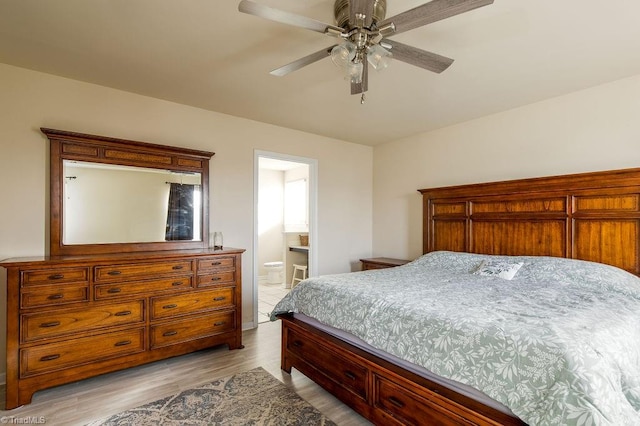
left=419, top=168, right=640, bottom=275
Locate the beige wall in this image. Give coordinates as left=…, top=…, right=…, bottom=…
left=0, top=63, right=374, bottom=376
left=373, top=74, right=640, bottom=261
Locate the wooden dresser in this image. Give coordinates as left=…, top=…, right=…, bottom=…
left=1, top=248, right=244, bottom=409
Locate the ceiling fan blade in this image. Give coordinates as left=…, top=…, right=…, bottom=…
left=351, top=60, right=369, bottom=95
left=378, top=0, right=493, bottom=36
left=383, top=40, right=454, bottom=73
left=239, top=0, right=344, bottom=35
left=350, top=0, right=376, bottom=28
left=270, top=46, right=336, bottom=77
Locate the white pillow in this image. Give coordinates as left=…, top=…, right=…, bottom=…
left=474, top=260, right=523, bottom=280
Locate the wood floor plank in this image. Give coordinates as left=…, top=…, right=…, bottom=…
left=0, top=320, right=371, bottom=425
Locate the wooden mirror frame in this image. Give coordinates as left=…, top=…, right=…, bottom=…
left=44, top=128, right=215, bottom=256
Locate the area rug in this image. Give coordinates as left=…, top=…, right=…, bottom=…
left=87, top=367, right=337, bottom=425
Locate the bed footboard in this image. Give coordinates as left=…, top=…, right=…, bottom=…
left=279, top=314, right=526, bottom=426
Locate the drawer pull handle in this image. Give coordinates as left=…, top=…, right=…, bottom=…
left=163, top=304, right=178, bottom=309
left=211, top=277, right=222, bottom=281
left=292, top=340, right=303, bottom=348
left=40, top=321, right=61, bottom=328
left=172, top=281, right=183, bottom=286
left=114, top=340, right=132, bottom=347
left=211, top=261, right=222, bottom=266
left=344, top=371, right=356, bottom=380
left=48, top=274, right=64, bottom=280
left=47, top=293, right=64, bottom=300
left=163, top=331, right=178, bottom=337
left=107, top=271, right=122, bottom=276
left=107, top=288, right=122, bottom=294
left=214, top=321, right=226, bottom=327
left=114, top=310, right=132, bottom=316
left=40, top=354, right=60, bottom=362
left=388, top=397, right=405, bottom=408
left=213, top=296, right=226, bottom=301
left=172, top=265, right=184, bottom=270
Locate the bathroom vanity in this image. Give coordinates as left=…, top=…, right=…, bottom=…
left=284, top=233, right=309, bottom=287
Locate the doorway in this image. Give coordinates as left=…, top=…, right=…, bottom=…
left=253, top=151, right=318, bottom=325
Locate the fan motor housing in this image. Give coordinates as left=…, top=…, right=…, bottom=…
left=334, top=0, right=387, bottom=29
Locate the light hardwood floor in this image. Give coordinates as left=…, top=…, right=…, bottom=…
left=0, top=320, right=371, bottom=425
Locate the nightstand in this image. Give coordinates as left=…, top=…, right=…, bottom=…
left=360, top=257, right=411, bottom=271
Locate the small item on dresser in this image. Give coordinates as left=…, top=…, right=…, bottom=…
left=213, top=231, right=223, bottom=250
left=299, top=234, right=309, bottom=246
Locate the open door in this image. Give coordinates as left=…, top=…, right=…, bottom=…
left=253, top=151, right=318, bottom=326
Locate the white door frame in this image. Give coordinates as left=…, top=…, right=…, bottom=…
left=252, top=150, right=318, bottom=328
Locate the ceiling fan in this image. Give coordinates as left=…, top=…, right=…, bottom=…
left=238, top=0, right=494, bottom=100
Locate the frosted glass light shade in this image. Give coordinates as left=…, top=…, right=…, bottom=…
left=331, top=41, right=356, bottom=69
left=367, top=44, right=392, bottom=71
left=346, top=61, right=363, bottom=84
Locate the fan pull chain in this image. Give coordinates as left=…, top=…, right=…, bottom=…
left=360, top=93, right=366, bottom=104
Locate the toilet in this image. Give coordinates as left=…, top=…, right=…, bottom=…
left=264, top=261, right=284, bottom=284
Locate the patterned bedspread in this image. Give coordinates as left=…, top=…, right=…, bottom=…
left=271, top=251, right=640, bottom=426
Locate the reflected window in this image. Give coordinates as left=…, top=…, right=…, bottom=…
left=165, top=183, right=200, bottom=240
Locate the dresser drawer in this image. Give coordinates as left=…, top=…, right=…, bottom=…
left=286, top=328, right=367, bottom=399
left=94, top=260, right=193, bottom=282
left=22, top=301, right=144, bottom=342
left=151, top=288, right=234, bottom=320
left=21, top=268, right=89, bottom=286
left=196, top=271, right=236, bottom=287
left=21, top=285, right=89, bottom=309
left=20, top=328, right=145, bottom=377
left=374, top=375, right=474, bottom=426
left=95, top=276, right=193, bottom=300
left=197, top=256, right=235, bottom=272
left=151, top=311, right=235, bottom=348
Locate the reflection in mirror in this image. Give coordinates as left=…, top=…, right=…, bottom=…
left=63, top=160, right=202, bottom=245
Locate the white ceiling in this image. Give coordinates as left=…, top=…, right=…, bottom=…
left=1, top=0, right=639, bottom=146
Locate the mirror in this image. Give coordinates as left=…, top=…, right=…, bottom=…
left=45, top=128, right=214, bottom=256
left=63, top=161, right=202, bottom=245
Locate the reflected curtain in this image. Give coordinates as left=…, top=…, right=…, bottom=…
left=165, top=183, right=194, bottom=240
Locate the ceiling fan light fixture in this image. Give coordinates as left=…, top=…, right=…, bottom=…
left=346, top=61, right=363, bottom=84
left=367, top=44, right=392, bottom=71
left=330, top=41, right=356, bottom=69
left=238, top=0, right=495, bottom=97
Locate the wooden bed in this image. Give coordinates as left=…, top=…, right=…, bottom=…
left=279, top=167, right=640, bottom=425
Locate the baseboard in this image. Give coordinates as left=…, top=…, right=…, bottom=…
left=242, top=321, right=257, bottom=330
